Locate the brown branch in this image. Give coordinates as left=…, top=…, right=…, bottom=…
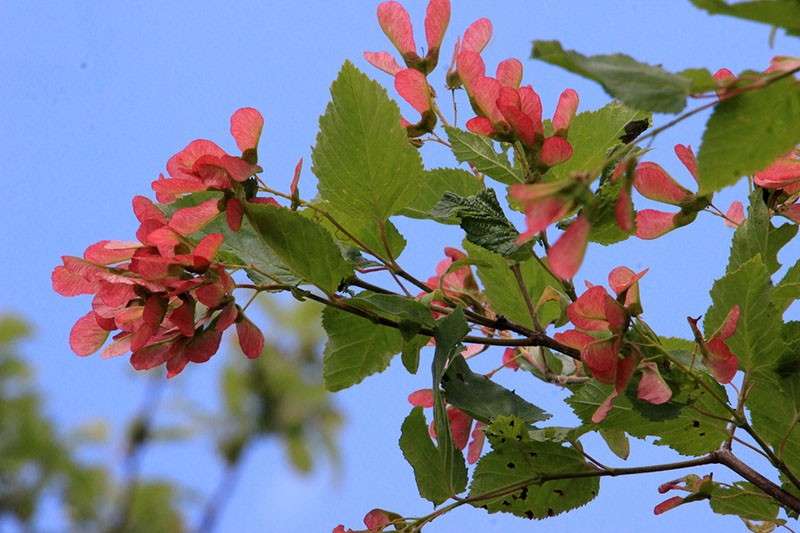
left=713, top=449, right=800, bottom=514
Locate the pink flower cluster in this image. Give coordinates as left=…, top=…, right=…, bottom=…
left=52, top=108, right=268, bottom=377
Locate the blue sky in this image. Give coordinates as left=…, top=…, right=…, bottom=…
left=2, top=1, right=800, bottom=531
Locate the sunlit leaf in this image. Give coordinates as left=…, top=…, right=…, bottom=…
left=445, top=126, right=524, bottom=185
left=246, top=203, right=354, bottom=294
left=697, top=76, right=800, bottom=194
left=313, top=61, right=423, bottom=221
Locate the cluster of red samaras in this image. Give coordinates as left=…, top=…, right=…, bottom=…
left=52, top=108, right=272, bottom=377
left=364, top=0, right=800, bottom=283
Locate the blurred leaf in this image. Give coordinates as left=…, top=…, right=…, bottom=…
left=445, top=126, right=524, bottom=185
left=313, top=61, right=423, bottom=221
left=469, top=416, right=599, bottom=518
left=400, top=407, right=458, bottom=505
left=697, top=76, right=800, bottom=194
left=532, top=40, right=691, bottom=113
left=63, top=466, right=109, bottom=525
left=220, top=302, right=340, bottom=471
left=689, top=0, right=800, bottom=33
left=398, top=168, right=484, bottom=221
left=0, top=316, right=30, bottom=344
left=125, top=481, right=186, bottom=533
left=442, top=355, right=550, bottom=424
left=246, top=203, right=354, bottom=294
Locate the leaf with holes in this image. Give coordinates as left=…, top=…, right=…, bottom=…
left=567, top=373, right=731, bottom=456
left=398, top=168, right=484, bottom=221
left=469, top=416, right=599, bottom=519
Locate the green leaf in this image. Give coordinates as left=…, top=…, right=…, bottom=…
left=463, top=242, right=551, bottom=328
left=706, top=256, right=787, bottom=375
left=431, top=308, right=470, bottom=497
left=747, top=372, right=800, bottom=479
left=709, top=481, right=781, bottom=522
left=312, top=61, right=423, bottom=221
left=245, top=204, right=353, bottom=294
left=400, top=407, right=459, bottom=505
left=774, top=260, right=800, bottom=315
left=168, top=192, right=301, bottom=286
left=598, top=429, right=630, bottom=460
left=679, top=67, right=719, bottom=94
left=398, top=168, right=484, bottom=221
left=689, top=0, right=800, bottom=33
left=401, top=332, right=429, bottom=375
left=567, top=374, right=731, bottom=456
left=469, top=417, right=599, bottom=519
left=588, top=171, right=634, bottom=245
left=442, top=355, right=551, bottom=425
left=431, top=189, right=528, bottom=258
left=697, top=76, right=800, bottom=194
left=532, top=40, right=691, bottom=114
left=547, top=102, right=650, bottom=182
left=305, top=202, right=407, bottom=262
left=321, top=307, right=401, bottom=391
left=125, top=482, right=185, bottom=533
left=445, top=126, right=524, bottom=185
left=728, top=190, right=798, bottom=275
